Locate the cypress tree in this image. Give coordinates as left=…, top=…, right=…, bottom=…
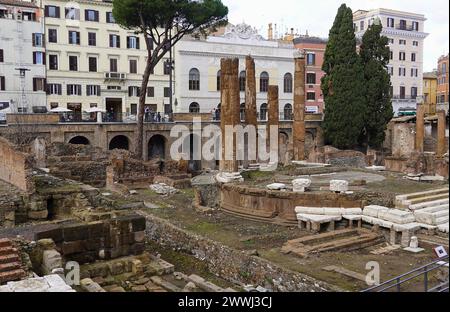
left=321, top=4, right=367, bottom=149
left=359, top=20, right=394, bottom=148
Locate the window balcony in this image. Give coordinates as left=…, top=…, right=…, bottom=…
left=395, top=24, right=418, bottom=32
left=104, top=72, right=127, bottom=81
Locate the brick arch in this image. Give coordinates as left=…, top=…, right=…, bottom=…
left=148, top=134, right=168, bottom=160
left=65, top=133, right=94, bottom=145
left=68, top=136, right=90, bottom=145
left=109, top=135, right=131, bottom=151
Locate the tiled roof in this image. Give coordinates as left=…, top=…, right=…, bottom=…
left=0, top=0, right=38, bottom=9
left=293, top=36, right=328, bottom=45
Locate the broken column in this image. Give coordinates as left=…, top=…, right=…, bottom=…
left=293, top=50, right=306, bottom=161
left=437, top=110, right=447, bottom=158
left=415, top=104, right=425, bottom=152
left=245, top=56, right=258, bottom=164
left=220, top=58, right=240, bottom=173
left=267, top=85, right=279, bottom=154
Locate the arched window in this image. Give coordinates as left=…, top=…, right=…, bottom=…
left=284, top=103, right=293, bottom=120
left=259, top=103, right=268, bottom=121
left=189, top=102, right=200, bottom=113
left=284, top=73, right=293, bottom=93
left=239, top=71, right=246, bottom=92
left=189, top=68, right=200, bottom=90
left=240, top=103, right=246, bottom=121
left=260, top=72, right=269, bottom=92
left=216, top=70, right=221, bottom=91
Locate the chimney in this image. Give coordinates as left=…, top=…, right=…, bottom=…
left=268, top=23, right=273, bottom=40
left=290, top=28, right=294, bottom=36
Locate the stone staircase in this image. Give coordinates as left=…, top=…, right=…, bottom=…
left=0, top=238, right=26, bottom=285
left=395, top=188, right=449, bottom=233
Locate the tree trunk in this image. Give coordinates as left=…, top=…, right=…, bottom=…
left=135, top=59, right=154, bottom=160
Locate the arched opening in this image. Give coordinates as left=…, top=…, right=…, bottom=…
left=189, top=68, right=200, bottom=90
left=239, top=71, right=246, bottom=92
left=148, top=135, right=166, bottom=160
left=109, top=135, right=129, bottom=150
left=240, top=103, right=246, bottom=121
left=260, top=72, right=269, bottom=92
left=284, top=104, right=293, bottom=121
left=284, top=73, right=293, bottom=93
left=260, top=103, right=268, bottom=121
left=189, top=102, right=200, bottom=113
left=68, top=136, right=90, bottom=145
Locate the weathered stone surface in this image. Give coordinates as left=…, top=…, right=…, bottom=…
left=292, top=179, right=311, bottom=193
left=415, top=104, right=425, bottom=152
left=330, top=180, right=349, bottom=193
left=293, top=53, right=306, bottom=161
left=80, top=278, right=105, bottom=292
left=215, top=172, right=243, bottom=184
left=149, top=183, right=178, bottom=195
left=42, top=250, right=62, bottom=275
left=266, top=183, right=287, bottom=191
left=437, top=110, right=447, bottom=157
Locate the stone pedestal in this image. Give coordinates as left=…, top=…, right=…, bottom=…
left=293, top=52, right=306, bottom=161
left=437, top=110, right=447, bottom=158
left=415, top=104, right=425, bottom=152
left=292, top=178, right=311, bottom=193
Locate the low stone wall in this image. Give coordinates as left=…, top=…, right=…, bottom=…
left=220, top=185, right=363, bottom=225
left=0, top=137, right=35, bottom=193
left=143, top=212, right=336, bottom=292
left=34, top=214, right=146, bottom=264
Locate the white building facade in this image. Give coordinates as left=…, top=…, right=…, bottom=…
left=353, top=8, right=428, bottom=117
left=174, top=23, right=297, bottom=120
left=0, top=0, right=46, bottom=114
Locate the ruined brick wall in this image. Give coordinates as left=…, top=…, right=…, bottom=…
left=0, top=137, right=35, bottom=193
left=391, top=123, right=415, bottom=158
left=143, top=213, right=337, bottom=292
left=310, top=146, right=368, bottom=168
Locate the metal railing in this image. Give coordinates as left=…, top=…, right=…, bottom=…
left=362, top=256, right=449, bottom=292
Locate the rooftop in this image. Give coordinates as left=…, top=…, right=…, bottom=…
left=0, top=0, right=38, bottom=8
left=293, top=36, right=328, bottom=45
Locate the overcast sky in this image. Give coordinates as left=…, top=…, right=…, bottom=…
left=222, top=0, right=449, bottom=72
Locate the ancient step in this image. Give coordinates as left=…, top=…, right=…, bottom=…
left=409, top=199, right=450, bottom=211
left=0, top=246, right=16, bottom=256
left=0, top=254, right=20, bottom=265
left=416, top=204, right=449, bottom=214
left=0, top=262, right=21, bottom=273
left=396, top=188, right=449, bottom=206
left=0, top=239, right=12, bottom=249
left=405, top=194, right=449, bottom=207
left=150, top=276, right=182, bottom=292
left=0, top=269, right=25, bottom=284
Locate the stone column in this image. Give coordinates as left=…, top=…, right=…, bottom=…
left=415, top=104, right=425, bottom=152
left=437, top=110, right=447, bottom=158
left=293, top=51, right=306, bottom=161
left=220, top=58, right=240, bottom=172
left=267, top=85, right=279, bottom=153
left=245, top=56, right=258, bottom=164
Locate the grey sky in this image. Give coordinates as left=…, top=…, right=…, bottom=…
left=222, top=0, right=449, bottom=72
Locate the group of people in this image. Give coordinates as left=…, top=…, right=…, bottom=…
left=145, top=107, right=164, bottom=123
left=211, top=108, right=221, bottom=121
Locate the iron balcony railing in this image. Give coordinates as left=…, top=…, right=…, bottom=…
left=362, top=255, right=449, bottom=292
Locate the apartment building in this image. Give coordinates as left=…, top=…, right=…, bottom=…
left=423, top=71, right=438, bottom=115
left=437, top=54, right=449, bottom=113
left=42, top=0, right=171, bottom=121
left=0, top=0, right=46, bottom=114
left=293, top=35, right=327, bottom=114
left=353, top=8, right=428, bottom=116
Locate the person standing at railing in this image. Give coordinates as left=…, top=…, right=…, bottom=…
left=145, top=107, right=150, bottom=122
left=157, top=112, right=161, bottom=123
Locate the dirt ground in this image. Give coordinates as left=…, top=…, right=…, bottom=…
left=104, top=175, right=448, bottom=292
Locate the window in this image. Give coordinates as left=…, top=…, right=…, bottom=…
left=306, top=53, right=316, bottom=65
left=360, top=20, right=365, bottom=31
left=128, top=86, right=140, bottom=97
left=0, top=49, right=3, bottom=62
left=86, top=85, right=100, bottom=96
left=284, top=73, right=292, bottom=93
left=239, top=71, right=246, bottom=92
left=306, top=73, right=316, bottom=84
left=33, top=78, right=45, bottom=91
left=130, top=104, right=138, bottom=115
left=49, top=54, right=58, bottom=70
left=69, top=55, right=78, bottom=71
left=46, top=83, right=62, bottom=95
left=216, top=70, right=221, bottom=91
left=67, top=84, right=82, bottom=96
left=387, top=17, right=395, bottom=28
left=259, top=103, right=267, bottom=121
left=399, top=39, right=406, bottom=45
left=33, top=52, right=45, bottom=65
left=110, top=58, right=118, bottom=72
left=68, top=31, right=80, bottom=45
left=88, top=57, right=97, bottom=72
left=109, top=34, right=120, bottom=48
left=0, top=76, right=4, bottom=91
left=411, top=68, right=418, bottom=77
left=189, top=68, right=200, bottom=90
left=88, top=32, right=96, bottom=46
left=284, top=104, right=293, bottom=120
left=163, top=60, right=171, bottom=75
left=412, top=21, right=419, bottom=31
left=164, top=87, right=171, bottom=98
left=399, top=52, right=406, bottom=61
left=189, top=102, right=200, bottom=113
left=260, top=72, right=269, bottom=92
left=400, top=86, right=406, bottom=99
left=106, top=12, right=115, bottom=23
left=398, top=67, right=406, bottom=76
left=65, top=7, right=80, bottom=20
left=127, top=36, right=140, bottom=49
left=390, top=51, right=393, bottom=60
left=411, top=53, right=416, bottom=62
left=388, top=66, right=393, bottom=76
left=147, top=87, right=154, bottom=97
left=129, top=60, right=137, bottom=74
left=45, top=5, right=60, bottom=18
left=48, top=29, right=57, bottom=43
left=32, top=33, right=44, bottom=47
left=388, top=38, right=394, bottom=44
left=411, top=87, right=418, bottom=99
left=85, top=10, right=99, bottom=22
left=307, top=92, right=316, bottom=101
left=399, top=19, right=407, bottom=30
left=413, top=41, right=419, bottom=47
